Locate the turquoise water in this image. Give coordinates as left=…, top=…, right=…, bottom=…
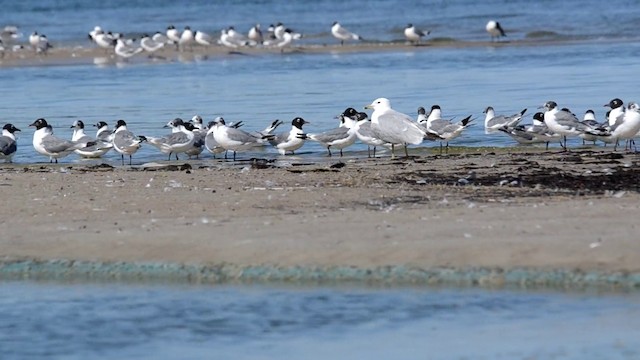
left=1, top=281, right=639, bottom=359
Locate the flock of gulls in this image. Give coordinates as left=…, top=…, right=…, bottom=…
left=0, top=19, right=507, bottom=58
left=1, top=97, right=639, bottom=165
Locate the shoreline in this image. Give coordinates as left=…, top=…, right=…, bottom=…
left=0, top=37, right=618, bottom=69
left=1, top=149, right=640, bottom=290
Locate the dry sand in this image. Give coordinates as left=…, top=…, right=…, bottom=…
left=1, top=148, right=639, bottom=287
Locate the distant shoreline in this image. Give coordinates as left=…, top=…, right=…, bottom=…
left=0, top=37, right=609, bottom=69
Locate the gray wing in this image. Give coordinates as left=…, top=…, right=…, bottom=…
left=193, top=131, right=205, bottom=147
left=226, top=127, right=260, bottom=144
left=357, top=122, right=376, bottom=138
left=375, top=111, right=424, bottom=145
left=0, top=136, right=16, bottom=155
left=42, top=134, right=76, bottom=153
left=164, top=132, right=190, bottom=145
left=486, top=115, right=509, bottom=128
left=429, top=119, right=455, bottom=134
left=309, top=127, right=350, bottom=143
left=554, top=110, right=580, bottom=125
left=268, top=131, right=290, bottom=146
left=114, top=130, right=137, bottom=148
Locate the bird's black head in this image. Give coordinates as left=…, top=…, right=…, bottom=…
left=355, top=112, right=368, bottom=121
left=29, top=118, right=48, bottom=129
left=3, top=124, right=20, bottom=133
left=605, top=98, right=624, bottom=109
left=407, top=23, right=413, bottom=28
left=94, top=121, right=108, bottom=128
left=71, top=120, right=85, bottom=129
left=417, top=107, right=426, bottom=115
left=342, top=107, right=358, bottom=118
left=115, top=119, right=127, bottom=129
left=543, top=101, right=557, bottom=110
left=532, top=112, right=545, bottom=122
left=292, top=117, right=307, bottom=129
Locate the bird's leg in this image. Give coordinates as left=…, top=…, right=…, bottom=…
left=327, top=146, right=332, bottom=157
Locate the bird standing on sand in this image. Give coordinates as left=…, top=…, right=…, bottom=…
left=30, top=118, right=94, bottom=163
left=404, top=24, right=429, bottom=45
left=485, top=20, right=506, bottom=42
left=112, top=119, right=146, bottom=165
left=331, top=22, right=362, bottom=45
left=0, top=124, right=20, bottom=163
left=365, top=98, right=438, bottom=158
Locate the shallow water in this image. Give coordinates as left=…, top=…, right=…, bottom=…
left=1, top=281, right=639, bottom=359
left=2, top=0, right=640, bottom=164
left=3, top=39, right=640, bottom=164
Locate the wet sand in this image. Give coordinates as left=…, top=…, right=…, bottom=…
left=1, top=148, right=639, bottom=287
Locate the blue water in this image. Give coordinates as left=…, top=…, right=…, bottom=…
left=2, top=0, right=640, bottom=163
left=1, top=281, right=639, bottom=359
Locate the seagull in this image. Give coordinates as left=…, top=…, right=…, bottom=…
left=486, top=20, right=506, bottom=42
left=146, top=118, right=195, bottom=160
left=140, top=34, right=165, bottom=55
left=0, top=25, right=22, bottom=45
left=0, top=123, right=20, bottom=163
left=541, top=101, right=608, bottom=150
left=364, top=98, right=437, bottom=158
left=112, top=119, right=146, bottom=165
left=194, top=30, right=214, bottom=46
left=579, top=110, right=600, bottom=145
left=212, top=117, right=273, bottom=160
left=166, top=25, right=181, bottom=49
left=70, top=120, right=112, bottom=158
left=93, top=31, right=117, bottom=52
left=248, top=24, right=263, bottom=44
left=204, top=119, right=226, bottom=157
left=179, top=26, right=195, bottom=51
left=29, top=32, right=52, bottom=54
left=404, top=24, right=429, bottom=45
left=331, top=22, right=362, bottom=45
left=601, top=102, right=640, bottom=151
left=183, top=122, right=204, bottom=159
left=271, top=23, right=286, bottom=40
left=29, top=118, right=94, bottom=163
left=298, top=115, right=358, bottom=157
left=604, top=98, right=625, bottom=126
left=268, top=117, right=309, bottom=155
left=343, top=107, right=385, bottom=158
left=114, top=38, right=143, bottom=59
left=483, top=106, right=526, bottom=133
left=420, top=106, right=473, bottom=154
left=88, top=26, right=102, bottom=42
left=93, top=121, right=113, bottom=143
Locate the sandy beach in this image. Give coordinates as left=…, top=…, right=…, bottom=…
left=1, top=148, right=639, bottom=287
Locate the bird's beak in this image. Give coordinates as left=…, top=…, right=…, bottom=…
left=28, top=121, right=37, bottom=127
left=14, top=128, right=21, bottom=132
left=364, top=104, right=373, bottom=110
left=163, top=124, right=170, bottom=128
left=537, top=105, right=545, bottom=109
left=603, top=103, right=610, bottom=107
